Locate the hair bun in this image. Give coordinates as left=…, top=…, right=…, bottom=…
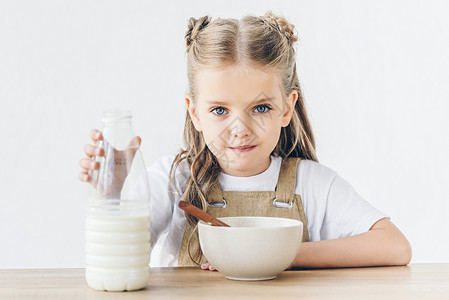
left=261, top=11, right=298, bottom=45
left=185, top=15, right=212, bottom=51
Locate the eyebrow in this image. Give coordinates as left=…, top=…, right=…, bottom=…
left=206, top=98, right=274, bottom=105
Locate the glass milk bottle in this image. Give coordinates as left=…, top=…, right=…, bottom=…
left=86, top=110, right=151, bottom=292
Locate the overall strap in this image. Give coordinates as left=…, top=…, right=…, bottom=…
left=207, top=157, right=302, bottom=204
left=275, top=157, right=301, bottom=204
left=207, top=180, right=224, bottom=204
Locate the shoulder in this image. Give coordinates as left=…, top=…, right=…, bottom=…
left=296, top=159, right=338, bottom=187
left=292, top=158, right=388, bottom=239
left=293, top=158, right=339, bottom=205
left=148, top=154, right=190, bottom=177
left=147, top=153, right=190, bottom=192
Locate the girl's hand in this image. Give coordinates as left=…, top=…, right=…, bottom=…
left=78, top=129, right=104, bottom=183
left=201, top=262, right=216, bottom=271
left=78, top=129, right=141, bottom=191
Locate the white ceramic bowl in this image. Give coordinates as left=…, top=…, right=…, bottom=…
left=198, top=216, right=303, bottom=281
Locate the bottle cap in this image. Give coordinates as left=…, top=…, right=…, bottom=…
left=101, top=110, right=132, bottom=123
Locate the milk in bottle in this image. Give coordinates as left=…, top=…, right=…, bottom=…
left=86, top=110, right=150, bottom=292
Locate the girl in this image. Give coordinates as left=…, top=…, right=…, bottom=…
left=79, top=11, right=412, bottom=269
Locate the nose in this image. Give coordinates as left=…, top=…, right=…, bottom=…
left=228, top=115, right=252, bottom=140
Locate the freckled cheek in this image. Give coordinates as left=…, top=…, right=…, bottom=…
left=254, top=120, right=279, bottom=136
left=259, top=127, right=281, bottom=149
left=201, top=122, right=228, bottom=147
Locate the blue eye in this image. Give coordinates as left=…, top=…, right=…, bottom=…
left=254, top=105, right=272, bottom=114
left=211, top=107, right=227, bottom=116
left=210, top=104, right=272, bottom=116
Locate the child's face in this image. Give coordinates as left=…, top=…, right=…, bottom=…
left=185, top=65, right=297, bottom=177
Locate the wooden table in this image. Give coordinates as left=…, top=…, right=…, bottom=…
left=1, top=264, right=448, bottom=299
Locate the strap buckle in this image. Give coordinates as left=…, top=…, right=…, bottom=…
left=207, top=199, right=227, bottom=208
left=272, top=198, right=293, bottom=208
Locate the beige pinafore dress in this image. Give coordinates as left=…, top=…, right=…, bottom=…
left=178, top=157, right=310, bottom=266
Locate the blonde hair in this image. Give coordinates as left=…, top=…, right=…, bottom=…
left=169, top=11, right=317, bottom=264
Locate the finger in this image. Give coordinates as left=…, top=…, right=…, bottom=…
left=201, top=263, right=211, bottom=270
left=124, top=136, right=142, bottom=158
left=79, top=158, right=100, bottom=170
left=84, top=144, right=104, bottom=158
left=209, top=265, right=216, bottom=271
left=128, top=136, right=141, bottom=148
left=78, top=170, right=89, bottom=182
left=90, top=129, right=103, bottom=143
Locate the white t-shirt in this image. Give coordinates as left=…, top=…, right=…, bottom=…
left=146, top=154, right=388, bottom=267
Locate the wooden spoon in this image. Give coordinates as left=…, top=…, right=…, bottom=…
left=178, top=201, right=230, bottom=227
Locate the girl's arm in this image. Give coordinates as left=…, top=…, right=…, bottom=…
left=292, top=218, right=412, bottom=268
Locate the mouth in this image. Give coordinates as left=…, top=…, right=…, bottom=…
left=229, top=145, right=257, bottom=152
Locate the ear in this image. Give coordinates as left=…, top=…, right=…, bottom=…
left=281, top=90, right=298, bottom=127
left=185, top=94, right=203, bottom=132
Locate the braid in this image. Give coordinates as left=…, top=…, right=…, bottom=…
left=261, top=10, right=298, bottom=46
left=185, top=16, right=212, bottom=52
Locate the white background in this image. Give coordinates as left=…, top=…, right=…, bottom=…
left=1, top=0, right=448, bottom=268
